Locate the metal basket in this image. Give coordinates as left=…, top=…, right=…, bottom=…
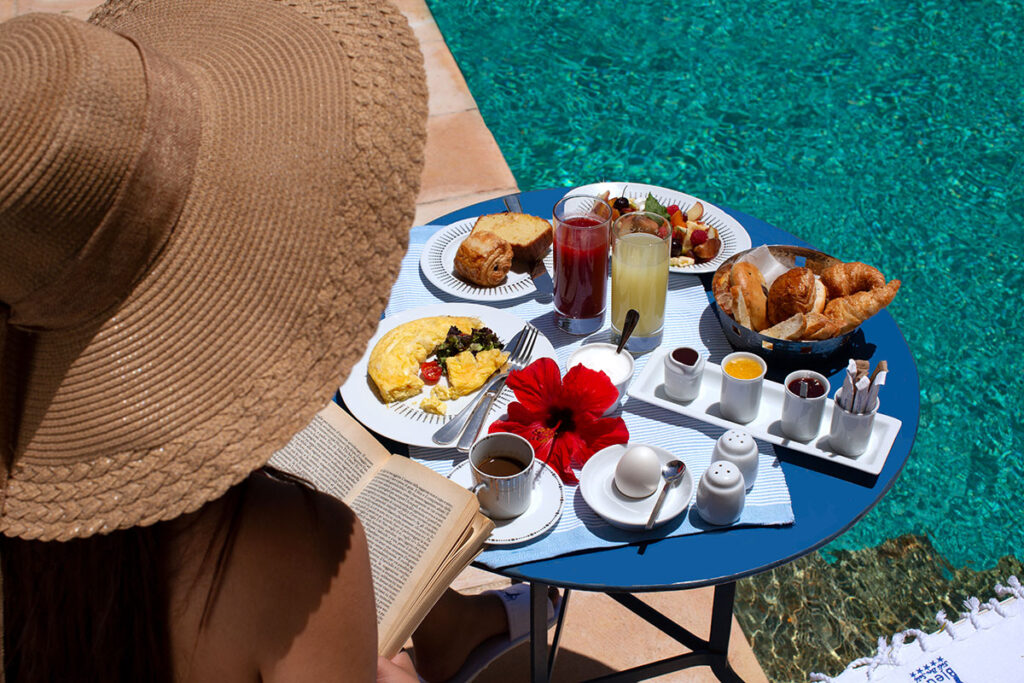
left=712, top=245, right=857, bottom=364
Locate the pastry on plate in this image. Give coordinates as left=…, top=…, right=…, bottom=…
left=368, top=316, right=479, bottom=403
left=453, top=231, right=513, bottom=286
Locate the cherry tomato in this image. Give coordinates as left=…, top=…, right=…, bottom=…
left=420, top=360, right=443, bottom=383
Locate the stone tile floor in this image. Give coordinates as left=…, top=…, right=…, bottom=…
left=2, top=0, right=769, bottom=679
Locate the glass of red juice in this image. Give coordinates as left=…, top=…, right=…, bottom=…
left=552, top=195, right=612, bottom=334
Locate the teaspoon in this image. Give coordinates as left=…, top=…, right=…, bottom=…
left=645, top=459, right=686, bottom=530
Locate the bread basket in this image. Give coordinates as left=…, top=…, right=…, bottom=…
left=712, top=245, right=858, bottom=363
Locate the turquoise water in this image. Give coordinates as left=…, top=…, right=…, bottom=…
left=428, top=0, right=1024, bottom=569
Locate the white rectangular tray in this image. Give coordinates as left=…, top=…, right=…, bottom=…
left=627, top=349, right=902, bottom=476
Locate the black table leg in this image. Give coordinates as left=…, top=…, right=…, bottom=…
left=531, top=581, right=551, bottom=683
left=528, top=581, right=747, bottom=683
left=708, top=582, right=745, bottom=683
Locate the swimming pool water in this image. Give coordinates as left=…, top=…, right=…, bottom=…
left=428, top=0, right=1024, bottom=570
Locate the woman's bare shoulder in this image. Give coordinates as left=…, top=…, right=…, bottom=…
left=186, top=472, right=378, bottom=681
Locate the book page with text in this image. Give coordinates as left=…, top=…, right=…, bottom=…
left=268, top=402, right=389, bottom=502
left=351, top=455, right=477, bottom=655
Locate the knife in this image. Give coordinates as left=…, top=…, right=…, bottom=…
left=456, top=372, right=509, bottom=453
left=502, top=191, right=554, bottom=300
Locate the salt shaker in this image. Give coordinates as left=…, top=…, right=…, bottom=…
left=711, top=430, right=759, bottom=491
left=695, top=461, right=746, bottom=526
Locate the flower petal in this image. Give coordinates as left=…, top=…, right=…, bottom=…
left=547, top=432, right=582, bottom=485
left=488, top=419, right=555, bottom=462
left=572, top=415, right=630, bottom=465
left=506, top=358, right=562, bottom=415
left=560, top=363, right=621, bottom=421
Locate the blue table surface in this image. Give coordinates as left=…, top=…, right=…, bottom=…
left=382, top=187, right=919, bottom=592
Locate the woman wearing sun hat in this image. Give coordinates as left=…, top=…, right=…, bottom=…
left=0, top=1, right=555, bottom=680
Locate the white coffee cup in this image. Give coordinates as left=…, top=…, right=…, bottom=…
left=828, top=390, right=878, bottom=457
left=469, top=432, right=536, bottom=519
left=718, top=351, right=767, bottom=424
left=781, top=370, right=831, bottom=442
left=567, top=342, right=635, bottom=415
left=663, top=346, right=706, bottom=402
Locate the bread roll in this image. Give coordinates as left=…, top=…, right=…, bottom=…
left=729, top=262, right=768, bottom=331
left=454, top=231, right=513, bottom=286
left=766, top=267, right=817, bottom=326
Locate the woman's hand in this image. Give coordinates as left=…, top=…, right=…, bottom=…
left=376, top=652, right=418, bottom=683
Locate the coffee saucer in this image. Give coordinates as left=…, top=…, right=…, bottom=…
left=578, top=444, right=693, bottom=531
left=449, top=460, right=564, bottom=545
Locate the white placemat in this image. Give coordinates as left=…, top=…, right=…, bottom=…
left=387, top=224, right=794, bottom=570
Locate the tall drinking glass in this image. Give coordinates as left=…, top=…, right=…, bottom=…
left=611, top=211, right=670, bottom=352
left=552, top=195, right=613, bottom=335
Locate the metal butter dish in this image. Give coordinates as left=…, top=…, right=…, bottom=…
left=627, top=348, right=902, bottom=476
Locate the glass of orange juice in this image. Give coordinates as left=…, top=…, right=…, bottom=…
left=719, top=352, right=767, bottom=423
left=610, top=211, right=670, bottom=352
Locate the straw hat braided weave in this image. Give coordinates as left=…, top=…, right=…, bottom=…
left=0, top=0, right=427, bottom=541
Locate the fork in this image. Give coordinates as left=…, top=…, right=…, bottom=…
left=455, top=325, right=538, bottom=453
left=430, top=325, right=535, bottom=446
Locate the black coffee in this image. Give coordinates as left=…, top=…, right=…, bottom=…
left=477, top=455, right=526, bottom=477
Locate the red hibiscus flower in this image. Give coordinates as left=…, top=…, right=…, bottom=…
left=488, top=357, right=629, bottom=485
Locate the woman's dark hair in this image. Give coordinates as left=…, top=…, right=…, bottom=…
left=1, top=466, right=308, bottom=682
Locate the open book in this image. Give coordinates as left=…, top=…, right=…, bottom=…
left=269, top=402, right=494, bottom=657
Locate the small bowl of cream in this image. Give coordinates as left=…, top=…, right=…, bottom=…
left=567, top=343, right=635, bottom=415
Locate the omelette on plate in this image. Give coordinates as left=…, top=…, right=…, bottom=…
left=367, top=316, right=508, bottom=412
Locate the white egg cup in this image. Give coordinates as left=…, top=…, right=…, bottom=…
left=711, top=429, right=759, bottom=491
left=695, top=461, right=746, bottom=526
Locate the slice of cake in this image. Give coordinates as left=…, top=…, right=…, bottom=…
left=470, top=212, right=553, bottom=263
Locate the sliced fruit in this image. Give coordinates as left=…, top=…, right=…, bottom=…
left=692, top=237, right=721, bottom=262
left=686, top=201, right=704, bottom=221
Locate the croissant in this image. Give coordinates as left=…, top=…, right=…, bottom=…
left=821, top=262, right=886, bottom=299
left=712, top=265, right=734, bottom=316
left=728, top=262, right=768, bottom=331
left=766, top=267, right=826, bottom=326
left=824, top=280, right=901, bottom=334
left=453, top=231, right=513, bottom=286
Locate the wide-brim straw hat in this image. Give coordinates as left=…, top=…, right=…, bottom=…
left=0, top=0, right=427, bottom=541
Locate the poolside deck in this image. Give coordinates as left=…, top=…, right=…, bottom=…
left=3, top=0, right=768, bottom=679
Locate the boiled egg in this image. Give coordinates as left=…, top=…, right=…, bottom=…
left=613, top=445, right=661, bottom=498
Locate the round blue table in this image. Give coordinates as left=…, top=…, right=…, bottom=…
left=431, top=187, right=919, bottom=682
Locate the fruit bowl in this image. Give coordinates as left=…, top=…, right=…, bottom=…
left=711, top=245, right=860, bottom=365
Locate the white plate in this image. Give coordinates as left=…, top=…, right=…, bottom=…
left=565, top=182, right=752, bottom=274
left=627, top=348, right=903, bottom=476
left=578, top=443, right=694, bottom=530
left=448, top=460, right=564, bottom=545
left=339, top=303, right=556, bottom=448
left=420, top=217, right=554, bottom=302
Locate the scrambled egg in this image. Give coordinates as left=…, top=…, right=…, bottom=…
left=443, top=348, right=508, bottom=398
left=420, top=395, right=446, bottom=415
